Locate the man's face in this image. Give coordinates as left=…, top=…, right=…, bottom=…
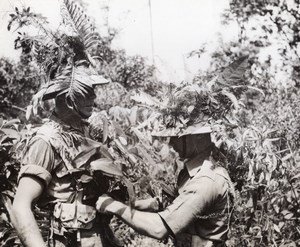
left=169, top=136, right=186, bottom=159
left=75, top=88, right=96, bottom=118
left=169, top=134, right=211, bottom=159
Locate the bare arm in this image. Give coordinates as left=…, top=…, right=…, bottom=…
left=133, top=197, right=160, bottom=212
left=12, top=176, right=47, bottom=247
left=96, top=195, right=168, bottom=240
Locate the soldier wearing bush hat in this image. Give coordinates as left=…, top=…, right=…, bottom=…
left=96, top=57, right=250, bottom=246
left=11, top=1, right=124, bottom=247
left=96, top=123, right=234, bottom=247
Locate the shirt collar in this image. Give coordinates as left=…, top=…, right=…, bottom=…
left=185, top=154, right=211, bottom=177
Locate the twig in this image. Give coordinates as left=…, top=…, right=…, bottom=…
left=11, top=105, right=26, bottom=112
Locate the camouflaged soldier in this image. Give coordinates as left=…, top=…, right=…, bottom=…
left=95, top=55, right=250, bottom=247
left=96, top=123, right=235, bottom=247
left=11, top=66, right=124, bottom=247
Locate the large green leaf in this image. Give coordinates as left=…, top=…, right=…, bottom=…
left=90, top=158, right=123, bottom=177
left=218, top=55, right=249, bottom=86
left=0, top=129, right=20, bottom=140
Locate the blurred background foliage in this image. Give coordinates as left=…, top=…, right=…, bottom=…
left=0, top=0, right=300, bottom=246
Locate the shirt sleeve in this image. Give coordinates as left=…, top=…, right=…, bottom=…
left=18, top=136, right=55, bottom=186
left=158, top=176, right=219, bottom=236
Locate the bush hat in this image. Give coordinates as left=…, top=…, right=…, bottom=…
left=42, top=66, right=109, bottom=101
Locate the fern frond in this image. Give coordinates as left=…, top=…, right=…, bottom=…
left=61, top=0, right=101, bottom=54
left=68, top=65, right=76, bottom=99
left=67, top=66, right=96, bottom=108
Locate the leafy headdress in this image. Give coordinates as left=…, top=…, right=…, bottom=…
left=133, top=56, right=262, bottom=147
left=8, top=0, right=109, bottom=115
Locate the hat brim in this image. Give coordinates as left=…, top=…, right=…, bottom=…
left=152, top=124, right=212, bottom=137
left=41, top=75, right=110, bottom=101
left=151, top=128, right=179, bottom=137
left=179, top=124, right=212, bottom=137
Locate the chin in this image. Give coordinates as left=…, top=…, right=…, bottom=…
left=80, top=111, right=92, bottom=119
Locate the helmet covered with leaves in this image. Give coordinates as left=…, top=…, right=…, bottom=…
left=8, top=0, right=110, bottom=116
left=41, top=65, right=109, bottom=101
left=133, top=56, right=263, bottom=142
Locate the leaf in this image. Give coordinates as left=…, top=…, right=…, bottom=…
left=61, top=0, right=99, bottom=52
left=112, top=120, right=126, bottom=137
left=26, top=105, right=33, bottom=120
left=187, top=105, right=194, bottom=113
left=1, top=194, right=13, bottom=219
left=221, top=90, right=240, bottom=109
left=72, top=146, right=99, bottom=168
left=79, top=174, right=93, bottom=183
left=249, top=125, right=261, bottom=134
left=2, top=190, right=15, bottom=199
left=118, top=136, right=127, bottom=146
left=218, top=55, right=249, bottom=86
left=281, top=153, right=293, bottom=162
left=98, top=145, right=113, bottom=159
left=160, top=182, right=176, bottom=199
left=102, top=117, right=108, bottom=143
left=273, top=223, right=280, bottom=233
left=0, top=128, right=20, bottom=140
left=159, top=144, right=170, bottom=160
left=123, top=177, right=136, bottom=207
left=281, top=210, right=292, bottom=216
left=136, top=144, right=156, bottom=167
left=284, top=213, right=294, bottom=220
left=3, top=119, right=20, bottom=128
left=131, top=127, right=150, bottom=145
left=7, top=22, right=12, bottom=31
left=131, top=91, right=163, bottom=107
left=267, top=138, right=280, bottom=143
left=245, top=85, right=265, bottom=97
left=129, top=106, right=138, bottom=126
left=291, top=173, right=300, bottom=181
left=90, top=158, right=123, bottom=176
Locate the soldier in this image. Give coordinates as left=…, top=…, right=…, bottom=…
left=96, top=123, right=235, bottom=247
left=12, top=66, right=122, bottom=247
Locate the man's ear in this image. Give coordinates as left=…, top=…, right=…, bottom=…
left=65, top=94, right=75, bottom=111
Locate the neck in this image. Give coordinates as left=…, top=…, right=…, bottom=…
left=53, top=108, right=83, bottom=130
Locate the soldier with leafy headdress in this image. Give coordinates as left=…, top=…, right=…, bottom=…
left=96, top=57, right=254, bottom=247
left=10, top=1, right=126, bottom=246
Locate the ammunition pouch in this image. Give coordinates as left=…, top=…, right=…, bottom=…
left=53, top=202, right=97, bottom=231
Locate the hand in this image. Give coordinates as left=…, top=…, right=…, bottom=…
left=96, top=194, right=115, bottom=214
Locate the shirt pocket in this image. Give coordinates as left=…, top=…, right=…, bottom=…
left=77, top=204, right=97, bottom=226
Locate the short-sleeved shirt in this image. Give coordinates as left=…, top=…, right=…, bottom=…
left=158, top=156, right=231, bottom=246
left=18, top=117, right=107, bottom=205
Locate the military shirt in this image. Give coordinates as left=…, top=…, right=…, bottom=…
left=158, top=155, right=232, bottom=246
left=18, top=117, right=108, bottom=205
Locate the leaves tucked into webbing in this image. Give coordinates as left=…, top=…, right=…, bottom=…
left=90, top=158, right=136, bottom=205
left=90, top=158, right=123, bottom=177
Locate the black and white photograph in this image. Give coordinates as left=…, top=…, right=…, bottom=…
left=0, top=0, right=299, bottom=246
